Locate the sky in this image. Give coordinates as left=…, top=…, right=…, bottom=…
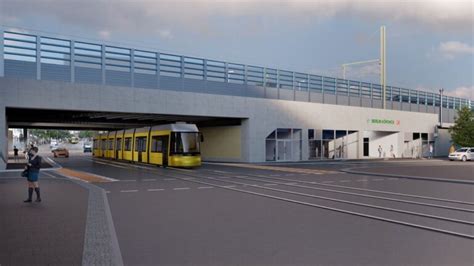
left=1, top=0, right=473, bottom=99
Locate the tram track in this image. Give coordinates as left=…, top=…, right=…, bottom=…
left=85, top=158, right=474, bottom=239
left=198, top=167, right=474, bottom=207
left=201, top=171, right=474, bottom=213
left=166, top=170, right=474, bottom=239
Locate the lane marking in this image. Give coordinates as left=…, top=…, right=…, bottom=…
left=264, top=183, right=278, bottom=186
left=164, top=178, right=176, bottom=181
left=142, top=179, right=157, bottom=182
left=120, top=190, right=138, bottom=193
left=213, top=170, right=231, bottom=174
left=339, top=180, right=351, bottom=183
left=119, top=179, right=136, bottom=182
left=147, top=188, right=165, bottom=192
left=223, top=185, right=237, bottom=188
left=173, top=187, right=190, bottom=190
left=197, top=186, right=214, bottom=189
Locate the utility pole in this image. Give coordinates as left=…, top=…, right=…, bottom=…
left=341, top=25, right=387, bottom=109
left=380, top=25, right=386, bottom=109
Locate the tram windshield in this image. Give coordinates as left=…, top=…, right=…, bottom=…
left=170, top=132, right=200, bottom=155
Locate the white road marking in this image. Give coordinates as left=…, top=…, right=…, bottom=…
left=322, top=181, right=334, bottom=183
left=183, top=177, right=196, bottom=180
left=164, top=178, right=176, bottom=181
left=143, top=179, right=157, bottom=181
left=120, top=190, right=138, bottom=193
left=213, top=170, right=230, bottom=174
left=197, top=186, right=214, bottom=189
left=173, top=187, right=190, bottom=190
left=106, top=191, right=111, bottom=194
left=147, top=188, right=165, bottom=192
left=119, top=179, right=136, bottom=182
left=284, top=182, right=298, bottom=185
left=339, top=180, right=351, bottom=183
left=264, top=183, right=278, bottom=186
left=223, top=185, right=237, bottom=188
left=388, top=178, right=399, bottom=180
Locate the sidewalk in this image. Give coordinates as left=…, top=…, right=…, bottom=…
left=0, top=174, right=88, bottom=265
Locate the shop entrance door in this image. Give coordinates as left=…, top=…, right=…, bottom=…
left=277, top=140, right=292, bottom=161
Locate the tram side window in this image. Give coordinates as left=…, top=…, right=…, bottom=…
left=150, top=136, right=163, bottom=153
left=135, top=137, right=147, bottom=152
left=93, top=140, right=98, bottom=149
left=101, top=140, right=106, bottom=150
left=124, top=138, right=132, bottom=151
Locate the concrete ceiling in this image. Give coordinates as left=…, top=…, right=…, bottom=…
left=6, top=108, right=243, bottom=130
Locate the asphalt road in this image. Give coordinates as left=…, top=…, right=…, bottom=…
left=50, top=154, right=474, bottom=265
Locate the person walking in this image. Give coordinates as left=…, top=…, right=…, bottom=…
left=378, top=145, right=383, bottom=158
left=390, top=145, right=395, bottom=158
left=24, top=147, right=42, bottom=203
left=13, top=146, right=19, bottom=162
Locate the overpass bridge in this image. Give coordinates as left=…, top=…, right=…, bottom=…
left=0, top=28, right=471, bottom=169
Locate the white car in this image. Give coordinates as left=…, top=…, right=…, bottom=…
left=449, top=147, right=473, bottom=162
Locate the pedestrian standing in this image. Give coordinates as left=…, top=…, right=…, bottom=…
left=24, top=147, right=42, bottom=203
left=13, top=146, right=19, bottom=162
left=429, top=144, right=434, bottom=159
left=378, top=145, right=383, bottom=158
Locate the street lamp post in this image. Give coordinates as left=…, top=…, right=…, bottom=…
left=439, top=88, right=444, bottom=127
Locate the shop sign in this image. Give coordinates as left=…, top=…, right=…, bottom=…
left=367, top=118, right=400, bottom=125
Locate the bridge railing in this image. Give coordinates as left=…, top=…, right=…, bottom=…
left=0, top=28, right=472, bottom=114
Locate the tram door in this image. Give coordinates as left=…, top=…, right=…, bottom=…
left=116, top=138, right=122, bottom=159
left=136, top=137, right=147, bottom=163
left=162, top=136, right=169, bottom=166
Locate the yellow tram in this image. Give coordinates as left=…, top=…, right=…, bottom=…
left=93, top=123, right=201, bottom=168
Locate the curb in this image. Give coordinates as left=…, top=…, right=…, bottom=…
left=341, top=168, right=474, bottom=185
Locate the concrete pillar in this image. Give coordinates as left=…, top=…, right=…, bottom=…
left=240, top=118, right=251, bottom=162
left=0, top=106, right=7, bottom=170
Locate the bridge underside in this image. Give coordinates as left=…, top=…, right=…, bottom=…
left=6, top=107, right=242, bottom=130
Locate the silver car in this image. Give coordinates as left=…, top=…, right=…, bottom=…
left=448, top=147, right=473, bottom=162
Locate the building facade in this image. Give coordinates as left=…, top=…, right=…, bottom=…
left=0, top=28, right=471, bottom=169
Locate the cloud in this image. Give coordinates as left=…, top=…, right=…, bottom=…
left=438, top=41, right=474, bottom=59
left=445, top=86, right=474, bottom=100
left=1, top=0, right=472, bottom=39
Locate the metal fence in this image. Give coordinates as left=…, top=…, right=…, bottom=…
left=1, top=29, right=471, bottom=111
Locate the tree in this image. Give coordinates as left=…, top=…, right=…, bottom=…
left=29, top=129, right=72, bottom=141
left=449, top=106, right=474, bottom=147
left=79, top=130, right=94, bottom=139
